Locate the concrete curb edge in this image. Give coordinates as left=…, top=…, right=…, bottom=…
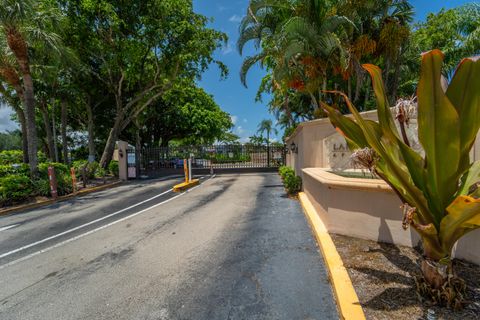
left=298, top=192, right=366, bottom=320
left=0, top=181, right=123, bottom=216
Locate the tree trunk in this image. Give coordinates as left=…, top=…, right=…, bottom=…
left=21, top=73, right=38, bottom=176
left=3, top=82, right=29, bottom=163
left=391, top=56, right=401, bottom=104
left=61, top=99, right=68, bottom=164
left=86, top=103, right=96, bottom=162
left=51, top=103, right=59, bottom=162
left=135, top=121, right=141, bottom=178
left=384, top=57, right=391, bottom=96
left=364, top=83, right=370, bottom=110
left=347, top=77, right=352, bottom=101
left=40, top=102, right=55, bottom=162
left=354, top=67, right=363, bottom=103
left=99, top=113, right=123, bottom=168
left=13, top=106, right=29, bottom=163
left=7, top=27, right=37, bottom=176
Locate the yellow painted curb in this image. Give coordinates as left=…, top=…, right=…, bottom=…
left=173, top=179, right=200, bottom=192
left=0, top=181, right=123, bottom=216
left=298, top=192, right=366, bottom=320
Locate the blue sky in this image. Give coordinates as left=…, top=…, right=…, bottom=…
left=0, top=0, right=474, bottom=138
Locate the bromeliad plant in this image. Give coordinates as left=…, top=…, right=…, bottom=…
left=321, top=50, right=480, bottom=308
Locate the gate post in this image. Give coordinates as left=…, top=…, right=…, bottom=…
left=267, top=144, right=270, bottom=167
left=117, top=141, right=129, bottom=181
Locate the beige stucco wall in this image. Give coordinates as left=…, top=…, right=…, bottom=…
left=287, top=109, right=480, bottom=265
left=285, top=110, right=379, bottom=177
left=286, top=111, right=479, bottom=176
left=303, top=168, right=480, bottom=265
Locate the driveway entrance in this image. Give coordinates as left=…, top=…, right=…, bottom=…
left=0, top=173, right=338, bottom=320
left=128, top=144, right=287, bottom=179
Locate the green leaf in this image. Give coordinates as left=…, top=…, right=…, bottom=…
left=446, top=57, right=480, bottom=172
left=363, top=63, right=428, bottom=198
left=324, top=92, right=433, bottom=225
left=409, top=222, right=445, bottom=261
left=458, top=161, right=480, bottom=196
left=417, top=50, right=461, bottom=219
left=440, top=196, right=480, bottom=253
left=362, top=64, right=399, bottom=139
left=320, top=101, right=368, bottom=148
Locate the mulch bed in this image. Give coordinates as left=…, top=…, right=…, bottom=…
left=331, top=234, right=480, bottom=320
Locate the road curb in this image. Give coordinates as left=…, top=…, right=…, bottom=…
left=0, top=181, right=123, bottom=216
left=173, top=179, right=200, bottom=192
left=298, top=192, right=366, bottom=320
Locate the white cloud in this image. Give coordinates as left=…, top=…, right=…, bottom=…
left=235, top=125, right=245, bottom=135
left=230, top=115, right=238, bottom=125
left=222, top=41, right=233, bottom=55
left=229, top=14, right=244, bottom=23
left=218, top=5, right=227, bottom=12
left=0, top=106, right=19, bottom=132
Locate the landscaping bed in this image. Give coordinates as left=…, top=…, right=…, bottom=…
left=0, top=150, right=120, bottom=210
left=331, top=234, right=480, bottom=320
left=0, top=177, right=120, bottom=214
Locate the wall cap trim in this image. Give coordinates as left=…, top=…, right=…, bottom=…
left=302, top=167, right=393, bottom=193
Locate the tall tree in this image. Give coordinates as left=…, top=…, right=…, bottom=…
left=0, top=0, right=60, bottom=175
left=61, top=0, right=227, bottom=168
left=135, top=83, right=233, bottom=147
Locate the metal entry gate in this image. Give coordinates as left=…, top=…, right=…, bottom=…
left=129, top=144, right=286, bottom=179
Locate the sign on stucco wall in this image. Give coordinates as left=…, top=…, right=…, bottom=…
left=323, top=134, right=352, bottom=170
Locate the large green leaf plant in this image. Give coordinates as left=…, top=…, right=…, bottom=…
left=321, top=50, right=480, bottom=308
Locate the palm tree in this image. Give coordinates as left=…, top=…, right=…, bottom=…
left=0, top=34, right=29, bottom=162
left=0, top=0, right=61, bottom=175
left=257, top=119, right=278, bottom=167
left=239, top=0, right=352, bottom=110
left=257, top=119, right=277, bottom=145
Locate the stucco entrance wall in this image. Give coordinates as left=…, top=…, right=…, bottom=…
left=286, top=111, right=480, bottom=266
left=302, top=168, right=480, bottom=265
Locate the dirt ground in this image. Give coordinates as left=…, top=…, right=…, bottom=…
left=331, top=234, right=480, bottom=320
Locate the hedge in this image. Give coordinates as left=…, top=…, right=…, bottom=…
left=278, top=166, right=302, bottom=195
left=0, top=175, right=33, bottom=206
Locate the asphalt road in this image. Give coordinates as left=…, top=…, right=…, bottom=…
left=0, top=173, right=338, bottom=320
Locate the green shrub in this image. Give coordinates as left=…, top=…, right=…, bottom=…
left=57, top=174, right=73, bottom=196
left=0, top=174, right=33, bottom=206
left=72, top=160, right=87, bottom=178
left=0, top=150, right=46, bottom=165
left=0, top=163, right=29, bottom=178
left=208, top=153, right=251, bottom=162
left=108, top=160, right=119, bottom=177
left=0, top=150, right=23, bottom=164
left=278, top=166, right=291, bottom=180
left=72, top=160, right=102, bottom=179
left=279, top=166, right=301, bottom=195
left=37, top=162, right=73, bottom=196
left=32, top=178, right=51, bottom=197
left=95, top=166, right=106, bottom=178
left=283, top=172, right=302, bottom=195
left=38, top=162, right=69, bottom=178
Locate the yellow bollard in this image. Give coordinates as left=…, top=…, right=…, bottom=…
left=184, top=159, right=188, bottom=183
left=173, top=158, right=199, bottom=192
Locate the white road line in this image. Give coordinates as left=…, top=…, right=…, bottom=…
left=0, top=176, right=214, bottom=269
left=0, top=224, right=19, bottom=232
left=0, top=189, right=173, bottom=260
